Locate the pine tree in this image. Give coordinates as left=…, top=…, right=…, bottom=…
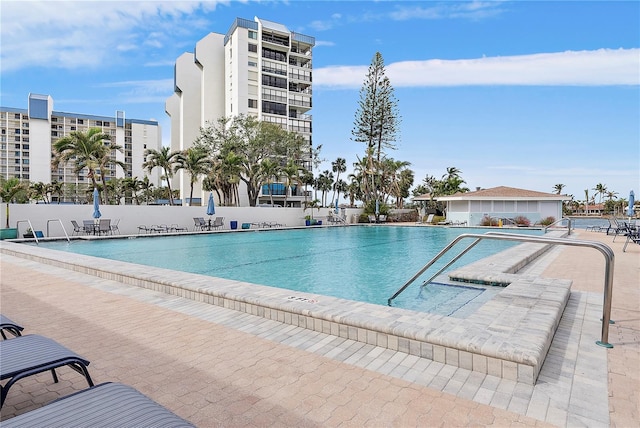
left=351, top=52, right=401, bottom=206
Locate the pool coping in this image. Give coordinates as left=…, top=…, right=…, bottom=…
left=0, top=231, right=569, bottom=385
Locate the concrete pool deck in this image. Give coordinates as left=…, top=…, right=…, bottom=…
left=0, top=228, right=638, bottom=426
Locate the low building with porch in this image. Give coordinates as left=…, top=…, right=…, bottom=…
left=416, top=186, right=570, bottom=226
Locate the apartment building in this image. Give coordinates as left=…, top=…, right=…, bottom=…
left=166, top=16, right=314, bottom=207
left=0, top=93, right=162, bottom=203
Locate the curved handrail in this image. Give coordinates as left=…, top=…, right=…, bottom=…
left=544, top=217, right=572, bottom=235
left=47, top=219, right=70, bottom=242
left=15, top=219, right=38, bottom=244
left=388, top=232, right=615, bottom=348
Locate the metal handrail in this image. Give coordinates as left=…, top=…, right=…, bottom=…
left=47, top=219, right=70, bottom=242
left=544, top=217, right=572, bottom=235
left=388, top=232, right=615, bottom=348
left=16, top=220, right=39, bottom=244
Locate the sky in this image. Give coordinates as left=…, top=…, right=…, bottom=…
left=1, top=0, right=638, bottom=203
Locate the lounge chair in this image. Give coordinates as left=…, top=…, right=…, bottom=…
left=1, top=382, right=194, bottom=428
left=0, top=334, right=94, bottom=408
left=138, top=225, right=152, bottom=234
left=0, top=314, right=23, bottom=339
left=368, top=215, right=377, bottom=223
left=170, top=224, right=187, bottom=232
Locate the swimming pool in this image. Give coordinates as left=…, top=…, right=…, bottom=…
left=37, top=226, right=542, bottom=315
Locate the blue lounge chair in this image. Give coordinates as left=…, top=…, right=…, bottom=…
left=1, top=382, right=194, bottom=427
left=0, top=314, right=23, bottom=339
left=0, top=334, right=94, bottom=408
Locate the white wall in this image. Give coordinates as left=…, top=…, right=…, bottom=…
left=2, top=204, right=364, bottom=238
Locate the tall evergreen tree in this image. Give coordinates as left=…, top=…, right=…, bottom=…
left=351, top=52, right=401, bottom=206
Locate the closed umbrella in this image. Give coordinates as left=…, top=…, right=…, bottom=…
left=92, top=188, right=101, bottom=219
left=375, top=199, right=379, bottom=216
left=206, top=193, right=215, bottom=228
left=334, top=199, right=339, bottom=214
left=627, top=190, right=635, bottom=219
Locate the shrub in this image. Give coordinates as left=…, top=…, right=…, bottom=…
left=513, top=215, right=531, bottom=226
left=540, top=216, right=556, bottom=226
left=480, top=215, right=498, bottom=226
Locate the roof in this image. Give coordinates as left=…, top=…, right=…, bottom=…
left=423, top=186, right=571, bottom=201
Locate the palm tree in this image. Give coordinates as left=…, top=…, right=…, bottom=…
left=53, top=128, right=112, bottom=189
left=553, top=184, right=565, bottom=195
left=593, top=183, right=607, bottom=204
left=29, top=182, right=49, bottom=204
left=281, top=160, right=302, bottom=208
left=176, top=147, right=213, bottom=206
left=0, top=177, right=27, bottom=228
left=259, top=158, right=281, bottom=206
left=95, top=143, right=126, bottom=203
left=142, top=147, right=184, bottom=206
left=330, top=157, right=347, bottom=206
left=48, top=181, right=63, bottom=204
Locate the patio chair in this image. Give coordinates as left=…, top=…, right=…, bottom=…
left=110, top=218, right=121, bottom=234
left=0, top=314, right=23, bottom=339
left=193, top=217, right=206, bottom=231
left=138, top=225, right=152, bottom=234
left=1, top=382, right=194, bottom=428
left=211, top=216, right=225, bottom=230
left=623, top=225, right=640, bottom=252
left=98, top=218, right=111, bottom=236
left=82, top=220, right=96, bottom=235
left=0, top=334, right=94, bottom=408
left=70, top=220, right=83, bottom=236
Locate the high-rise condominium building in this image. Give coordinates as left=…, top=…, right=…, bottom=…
left=166, top=16, right=314, bottom=207
left=0, top=93, right=162, bottom=203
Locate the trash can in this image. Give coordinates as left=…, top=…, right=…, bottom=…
left=230, top=221, right=238, bottom=230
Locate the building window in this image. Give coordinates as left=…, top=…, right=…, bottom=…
left=15, top=151, right=20, bottom=157
left=248, top=43, right=257, bottom=53
left=103, top=121, right=109, bottom=126
left=22, top=138, right=29, bottom=142
left=15, top=129, right=20, bottom=134
left=51, top=131, right=58, bottom=137
left=248, top=30, right=257, bottom=40
left=22, top=159, right=29, bottom=164
left=14, top=144, right=20, bottom=149
left=51, top=117, right=57, bottom=122
left=14, top=114, right=20, bottom=119
left=248, top=99, right=258, bottom=109
left=71, top=126, right=76, bottom=130
left=78, top=119, right=83, bottom=124
left=14, top=136, right=20, bottom=141
left=96, top=120, right=102, bottom=126
left=248, top=60, right=257, bottom=67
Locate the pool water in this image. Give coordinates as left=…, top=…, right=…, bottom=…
left=38, top=226, right=542, bottom=316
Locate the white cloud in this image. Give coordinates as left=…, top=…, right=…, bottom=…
left=315, top=49, right=640, bottom=88
left=0, top=0, right=225, bottom=72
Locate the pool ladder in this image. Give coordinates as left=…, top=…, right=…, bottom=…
left=16, top=219, right=70, bottom=244
left=388, top=231, right=615, bottom=348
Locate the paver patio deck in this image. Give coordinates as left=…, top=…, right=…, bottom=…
left=0, top=228, right=637, bottom=427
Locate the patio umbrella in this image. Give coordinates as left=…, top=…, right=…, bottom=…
left=627, top=190, right=635, bottom=219
left=334, top=198, right=339, bottom=214
left=206, top=192, right=215, bottom=218
left=92, top=188, right=101, bottom=219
